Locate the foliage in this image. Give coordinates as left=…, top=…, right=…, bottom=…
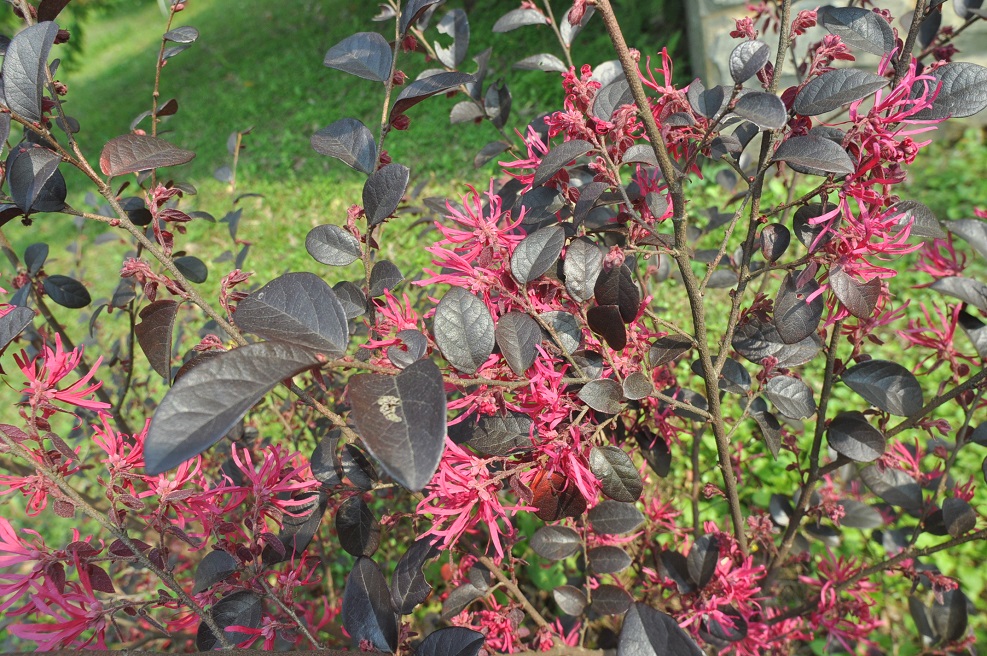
left=1, top=0, right=987, bottom=654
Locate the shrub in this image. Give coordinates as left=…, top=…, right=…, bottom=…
left=1, top=0, right=987, bottom=654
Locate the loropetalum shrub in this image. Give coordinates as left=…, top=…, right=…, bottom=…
left=3, top=0, right=987, bottom=653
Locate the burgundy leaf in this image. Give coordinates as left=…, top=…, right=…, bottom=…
left=99, top=134, right=195, bottom=177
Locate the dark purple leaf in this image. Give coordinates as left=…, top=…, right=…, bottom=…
left=618, top=602, right=705, bottom=656
left=433, top=287, right=495, bottom=374
left=24, top=242, right=48, bottom=275
left=235, top=272, right=349, bottom=356
left=687, top=78, right=729, bottom=120
left=1, top=22, right=58, bottom=122
left=931, top=589, right=968, bottom=642
left=6, top=145, right=60, bottom=213
left=622, top=144, right=659, bottom=166
left=492, top=8, right=547, bottom=32
left=687, top=534, right=719, bottom=589
left=363, top=163, right=410, bottom=227
left=0, top=306, right=33, bottom=352
left=749, top=397, right=782, bottom=458
left=914, top=62, right=987, bottom=120
left=343, top=557, right=398, bottom=652
left=196, top=591, right=262, bottom=650
left=649, top=334, right=692, bottom=367
left=733, top=92, right=787, bottom=130
left=135, top=300, right=179, bottom=380
left=842, top=359, right=923, bottom=416
left=773, top=271, right=823, bottom=344
left=593, top=77, right=634, bottom=121
left=760, top=223, right=790, bottom=262
left=387, top=329, right=428, bottom=369
left=515, top=186, right=564, bottom=225
left=942, top=497, right=976, bottom=537
left=530, top=525, right=580, bottom=561
left=514, top=53, right=567, bottom=73
left=369, top=260, right=403, bottom=297
left=588, top=500, right=645, bottom=535
left=311, top=430, right=342, bottom=486
left=946, top=218, right=987, bottom=260
left=145, top=342, right=320, bottom=474
left=434, top=9, right=470, bottom=68
left=591, top=585, right=632, bottom=615
left=553, top=586, right=587, bottom=616
left=817, top=6, right=895, bottom=56
left=589, top=545, right=632, bottom=574
left=889, top=199, right=944, bottom=239
left=511, top=225, right=565, bottom=284
left=392, top=536, right=441, bottom=614
left=691, top=357, right=750, bottom=394
left=311, top=118, right=377, bottom=174
left=349, top=358, right=446, bottom=491
left=540, top=310, right=581, bottom=353
left=836, top=499, right=883, bottom=529
left=441, top=583, right=483, bottom=620
left=765, top=375, right=816, bottom=419
left=636, top=430, right=671, bottom=477
left=336, top=496, right=381, bottom=557
left=37, top=0, right=71, bottom=22
left=99, top=134, right=195, bottom=177
left=391, top=72, right=474, bottom=119
left=163, top=26, right=199, bottom=43
left=306, top=224, right=361, bottom=266
left=734, top=316, right=823, bottom=367
left=496, top=311, right=541, bottom=375
left=595, top=264, right=639, bottom=323
left=564, top=236, right=604, bottom=301
left=793, top=68, right=889, bottom=116
left=323, top=32, right=392, bottom=83
left=192, top=550, right=237, bottom=594
left=333, top=281, right=368, bottom=319
left=958, top=310, right=987, bottom=358
left=416, top=627, right=485, bottom=656
left=589, top=446, right=642, bottom=502
left=483, top=79, right=512, bottom=130
left=860, top=464, right=923, bottom=514
left=828, top=411, right=886, bottom=462
left=464, top=411, right=534, bottom=455
left=42, top=275, right=90, bottom=309
left=450, top=101, right=484, bottom=124
left=533, top=140, right=593, bottom=187
left=910, top=597, right=936, bottom=641
left=930, top=276, right=987, bottom=311
left=954, top=0, right=985, bottom=19
left=772, top=135, right=854, bottom=176
left=579, top=378, right=624, bottom=414
left=270, top=488, right=328, bottom=563
left=793, top=204, right=838, bottom=250
left=829, top=266, right=881, bottom=318
left=729, top=39, right=771, bottom=84
left=400, top=0, right=442, bottom=35
left=623, top=371, right=653, bottom=400
left=173, top=255, right=207, bottom=284
left=474, top=141, right=511, bottom=168
left=587, top=305, right=627, bottom=351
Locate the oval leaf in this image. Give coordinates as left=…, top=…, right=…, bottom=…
left=578, top=378, right=624, bottom=414
left=235, top=272, right=349, bottom=355
left=765, top=375, right=816, bottom=419
left=733, top=92, right=787, bottom=130
left=336, top=496, right=382, bottom=557
left=532, top=139, right=593, bottom=187
left=512, top=225, right=565, bottom=284
left=729, top=40, right=770, bottom=84
left=193, top=550, right=237, bottom=594
left=914, top=62, right=987, bottom=120
left=434, top=287, right=495, bottom=374
left=817, top=6, right=895, bottom=56
left=311, top=118, right=377, bottom=174
left=794, top=68, right=888, bottom=116
left=306, top=224, right=362, bottom=266
left=145, top=342, right=320, bottom=474
left=343, top=557, right=398, bottom=652
left=773, top=271, right=823, bottom=344
left=618, top=602, right=705, bottom=656
left=100, top=134, right=195, bottom=177
left=416, top=627, right=485, bottom=656
left=391, top=72, right=474, bottom=119
left=42, top=274, right=91, bottom=309
left=564, top=237, right=604, bottom=302
left=323, top=32, right=392, bottom=83
left=829, top=266, right=881, bottom=318
left=135, top=300, right=179, bottom=380
left=496, top=311, right=541, bottom=375
left=828, top=411, right=886, bottom=462
left=772, top=135, right=854, bottom=176
left=363, top=163, right=410, bottom=227
left=530, top=525, right=580, bottom=561
left=589, top=446, right=642, bottom=502
left=588, top=500, right=645, bottom=535
left=1, top=22, right=58, bottom=122
left=842, top=359, right=923, bottom=416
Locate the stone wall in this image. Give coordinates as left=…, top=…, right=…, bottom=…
left=683, top=0, right=987, bottom=127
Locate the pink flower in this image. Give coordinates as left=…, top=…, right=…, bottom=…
left=14, top=334, right=110, bottom=415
